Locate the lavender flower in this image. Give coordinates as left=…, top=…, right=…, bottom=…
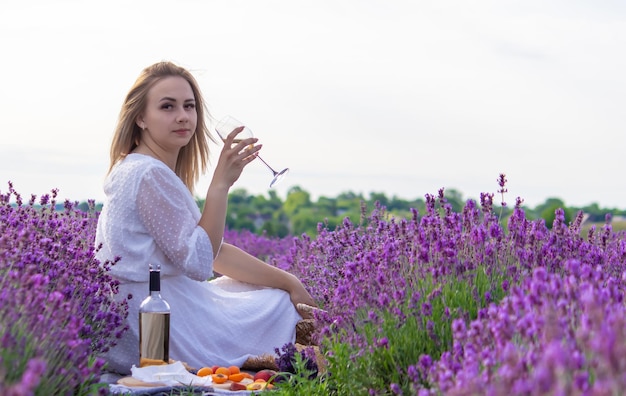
left=1, top=183, right=128, bottom=394
left=5, top=175, right=626, bottom=395
left=274, top=342, right=318, bottom=379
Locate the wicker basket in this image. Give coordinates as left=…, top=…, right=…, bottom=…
left=241, top=318, right=323, bottom=372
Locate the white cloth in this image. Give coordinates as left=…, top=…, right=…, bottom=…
left=132, top=361, right=211, bottom=387
left=96, top=153, right=300, bottom=375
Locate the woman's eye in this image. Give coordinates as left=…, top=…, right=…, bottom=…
left=161, top=104, right=173, bottom=110
left=185, top=103, right=196, bottom=109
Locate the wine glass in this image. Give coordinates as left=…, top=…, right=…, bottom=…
left=214, top=116, right=289, bottom=188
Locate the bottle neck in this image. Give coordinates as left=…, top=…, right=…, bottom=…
left=149, top=270, right=161, bottom=294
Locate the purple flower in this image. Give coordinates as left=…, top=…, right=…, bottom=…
left=1, top=184, right=129, bottom=393
left=274, top=342, right=318, bottom=379
left=422, top=302, right=432, bottom=317
left=390, top=382, right=403, bottom=394
left=18, top=358, right=46, bottom=391
left=376, top=337, right=389, bottom=349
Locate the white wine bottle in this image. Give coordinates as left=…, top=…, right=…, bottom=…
left=139, top=264, right=170, bottom=367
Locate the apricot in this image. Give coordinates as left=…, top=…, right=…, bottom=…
left=228, top=365, right=241, bottom=374
left=211, top=373, right=228, bottom=384
left=215, top=367, right=231, bottom=376
left=228, top=373, right=245, bottom=382
left=196, top=367, right=213, bottom=377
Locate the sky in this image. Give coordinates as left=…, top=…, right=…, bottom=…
left=1, top=0, right=625, bottom=209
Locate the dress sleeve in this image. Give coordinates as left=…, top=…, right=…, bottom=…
left=136, top=166, right=214, bottom=281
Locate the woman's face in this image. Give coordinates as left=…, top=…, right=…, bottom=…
left=138, top=76, right=198, bottom=152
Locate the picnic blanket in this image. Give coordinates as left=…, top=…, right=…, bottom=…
left=101, top=311, right=322, bottom=394
left=103, top=361, right=257, bottom=395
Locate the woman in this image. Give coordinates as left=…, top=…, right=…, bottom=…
left=95, top=61, right=316, bottom=375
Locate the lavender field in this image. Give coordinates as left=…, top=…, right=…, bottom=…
left=2, top=176, right=626, bottom=395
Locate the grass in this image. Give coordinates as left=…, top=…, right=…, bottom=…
left=581, top=219, right=626, bottom=234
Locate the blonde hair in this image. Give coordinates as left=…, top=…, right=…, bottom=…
left=108, top=61, right=215, bottom=192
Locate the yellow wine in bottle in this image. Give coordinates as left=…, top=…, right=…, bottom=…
left=138, top=264, right=170, bottom=366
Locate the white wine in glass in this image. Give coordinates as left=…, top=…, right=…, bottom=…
left=215, top=116, right=289, bottom=188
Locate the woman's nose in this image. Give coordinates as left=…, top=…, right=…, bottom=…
left=176, top=108, right=188, bottom=123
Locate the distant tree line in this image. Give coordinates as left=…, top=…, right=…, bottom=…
left=192, top=186, right=626, bottom=237
left=23, top=185, right=625, bottom=237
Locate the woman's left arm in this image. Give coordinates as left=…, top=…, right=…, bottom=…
left=214, top=243, right=317, bottom=317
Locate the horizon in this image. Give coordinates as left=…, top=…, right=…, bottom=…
left=4, top=178, right=625, bottom=213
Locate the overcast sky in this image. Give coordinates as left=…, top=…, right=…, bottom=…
left=1, top=0, right=625, bottom=209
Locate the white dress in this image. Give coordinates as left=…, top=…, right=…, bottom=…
left=95, top=153, right=300, bottom=375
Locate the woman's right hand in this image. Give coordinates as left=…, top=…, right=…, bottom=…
left=211, top=126, right=261, bottom=189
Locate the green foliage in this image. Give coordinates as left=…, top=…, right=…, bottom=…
left=272, top=353, right=333, bottom=395
left=196, top=186, right=426, bottom=237
left=269, top=265, right=509, bottom=395
left=536, top=197, right=572, bottom=228
left=93, top=187, right=625, bottom=237
left=284, top=186, right=312, bottom=217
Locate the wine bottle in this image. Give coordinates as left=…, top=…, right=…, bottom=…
left=139, top=264, right=170, bottom=367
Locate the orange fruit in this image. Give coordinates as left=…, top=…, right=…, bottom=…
left=211, top=373, right=228, bottom=384
left=196, top=367, right=213, bottom=377
left=228, top=373, right=245, bottom=382
left=215, top=367, right=231, bottom=376
left=240, top=372, right=253, bottom=379
left=228, top=365, right=241, bottom=374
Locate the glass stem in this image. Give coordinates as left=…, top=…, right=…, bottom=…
left=256, top=155, right=277, bottom=175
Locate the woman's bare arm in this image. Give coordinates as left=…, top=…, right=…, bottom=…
left=198, top=128, right=317, bottom=317
left=199, top=126, right=259, bottom=256
left=214, top=243, right=317, bottom=317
